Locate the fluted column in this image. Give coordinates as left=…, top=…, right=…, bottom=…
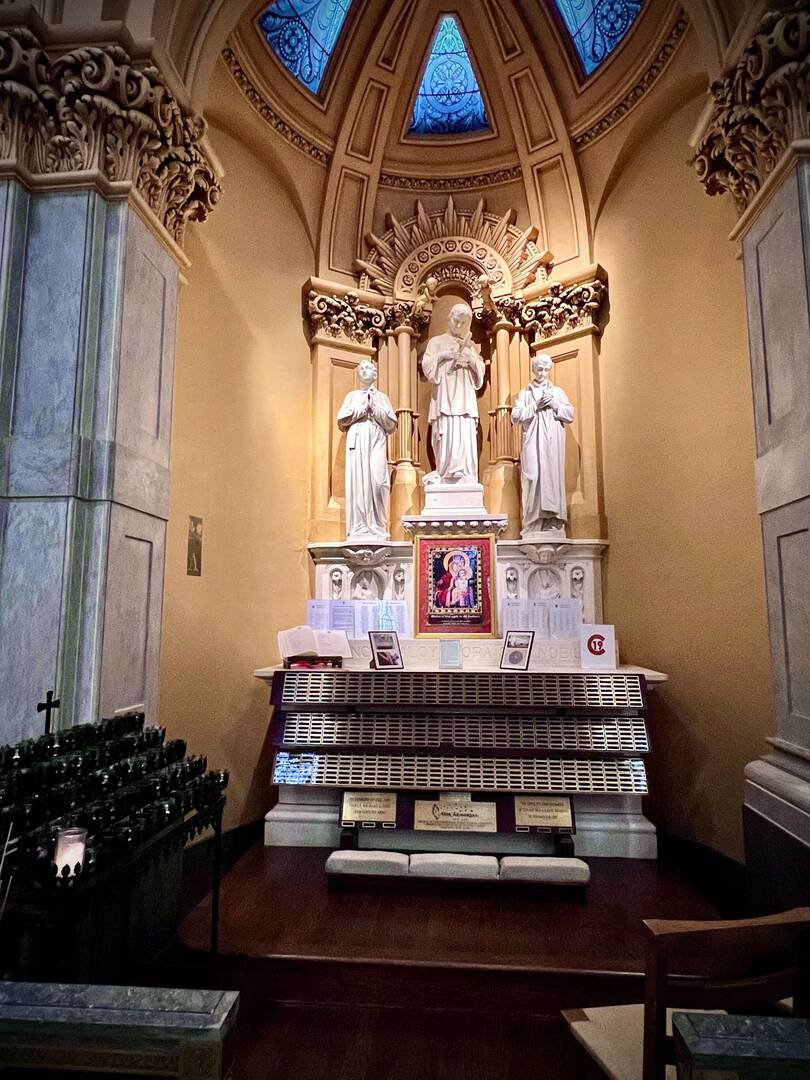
left=0, top=16, right=219, bottom=739
left=482, top=315, right=521, bottom=536
left=386, top=302, right=430, bottom=534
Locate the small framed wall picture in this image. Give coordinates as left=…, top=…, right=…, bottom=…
left=500, top=630, right=535, bottom=671
left=369, top=630, right=404, bottom=669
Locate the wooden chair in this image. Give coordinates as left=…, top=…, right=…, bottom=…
left=563, top=907, right=810, bottom=1080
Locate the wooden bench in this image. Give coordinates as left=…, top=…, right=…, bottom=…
left=0, top=982, right=239, bottom=1079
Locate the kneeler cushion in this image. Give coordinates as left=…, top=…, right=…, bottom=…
left=499, top=856, right=591, bottom=884
left=325, top=850, right=409, bottom=876
left=409, top=853, right=499, bottom=879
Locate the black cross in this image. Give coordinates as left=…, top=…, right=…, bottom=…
left=37, top=689, right=60, bottom=735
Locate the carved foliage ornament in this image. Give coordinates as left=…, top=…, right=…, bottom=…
left=520, top=280, right=606, bottom=339
left=0, top=27, right=219, bottom=243
left=693, top=3, right=810, bottom=211
left=307, top=289, right=386, bottom=344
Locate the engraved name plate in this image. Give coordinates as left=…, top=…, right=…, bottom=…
left=514, top=795, right=573, bottom=829
left=414, top=799, right=497, bottom=833
left=341, top=791, right=397, bottom=826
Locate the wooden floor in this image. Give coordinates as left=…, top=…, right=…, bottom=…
left=181, top=843, right=716, bottom=972
left=177, top=845, right=717, bottom=1079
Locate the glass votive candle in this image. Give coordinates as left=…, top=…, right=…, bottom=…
left=54, top=826, right=86, bottom=877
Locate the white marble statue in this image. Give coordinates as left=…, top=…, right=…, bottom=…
left=422, top=303, right=484, bottom=485
left=511, top=353, right=575, bottom=536
left=337, top=361, right=397, bottom=541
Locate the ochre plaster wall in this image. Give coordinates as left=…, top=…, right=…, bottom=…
left=159, top=120, right=314, bottom=831
left=594, top=95, right=772, bottom=861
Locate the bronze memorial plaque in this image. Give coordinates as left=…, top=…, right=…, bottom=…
left=414, top=798, right=497, bottom=833
left=514, top=795, right=573, bottom=829
left=341, top=791, right=397, bottom=826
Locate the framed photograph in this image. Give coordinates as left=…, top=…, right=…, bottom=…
left=368, top=630, right=404, bottom=669
left=415, top=534, right=497, bottom=638
left=500, top=630, right=535, bottom=670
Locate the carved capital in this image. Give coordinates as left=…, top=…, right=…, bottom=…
left=0, top=26, right=220, bottom=245
left=474, top=274, right=525, bottom=326
left=307, top=289, right=386, bottom=345
left=520, top=279, right=606, bottom=342
left=693, top=3, right=810, bottom=212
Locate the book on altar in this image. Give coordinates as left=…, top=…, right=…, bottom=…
left=277, top=625, right=353, bottom=660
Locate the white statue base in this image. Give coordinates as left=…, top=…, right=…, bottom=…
left=310, top=537, right=607, bottom=625
left=423, top=481, right=486, bottom=515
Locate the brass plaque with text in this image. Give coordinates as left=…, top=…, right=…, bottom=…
left=341, top=791, right=397, bottom=824
left=414, top=799, right=497, bottom=833
left=514, top=796, right=573, bottom=829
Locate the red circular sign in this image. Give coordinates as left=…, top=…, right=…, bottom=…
left=587, top=634, right=606, bottom=656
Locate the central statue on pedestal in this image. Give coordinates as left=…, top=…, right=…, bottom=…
left=422, top=303, right=484, bottom=485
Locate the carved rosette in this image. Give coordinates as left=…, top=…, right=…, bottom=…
left=307, top=289, right=386, bottom=345
left=0, top=26, right=219, bottom=244
left=693, top=3, right=810, bottom=212
left=520, top=279, right=606, bottom=342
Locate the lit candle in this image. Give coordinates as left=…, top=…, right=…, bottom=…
left=54, top=827, right=86, bottom=877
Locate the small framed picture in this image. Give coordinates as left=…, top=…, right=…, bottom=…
left=369, top=630, right=404, bottom=669
left=500, top=630, right=535, bottom=671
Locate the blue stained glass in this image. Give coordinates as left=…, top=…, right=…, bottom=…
left=409, top=16, right=489, bottom=137
left=554, top=0, right=642, bottom=75
left=258, top=0, right=352, bottom=94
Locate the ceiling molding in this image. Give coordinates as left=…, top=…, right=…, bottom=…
left=221, top=43, right=332, bottom=165
left=379, top=166, right=523, bottom=191
left=572, top=10, right=690, bottom=151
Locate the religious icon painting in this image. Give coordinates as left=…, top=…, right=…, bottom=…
left=415, top=534, right=497, bottom=638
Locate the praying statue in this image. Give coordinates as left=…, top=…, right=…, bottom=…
left=511, top=353, right=575, bottom=536
left=422, top=303, right=484, bottom=485
left=337, top=361, right=397, bottom=541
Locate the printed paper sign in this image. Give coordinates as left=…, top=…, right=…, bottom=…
left=580, top=624, right=617, bottom=669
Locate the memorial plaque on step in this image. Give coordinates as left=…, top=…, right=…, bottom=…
left=514, top=795, right=574, bottom=833
left=414, top=798, right=498, bottom=833
left=341, top=791, right=397, bottom=828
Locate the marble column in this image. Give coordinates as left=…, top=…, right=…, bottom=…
left=692, top=4, right=810, bottom=908
left=0, top=19, right=219, bottom=740
left=482, top=315, right=521, bottom=537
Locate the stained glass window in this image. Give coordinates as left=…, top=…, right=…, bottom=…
left=553, top=0, right=643, bottom=75
left=409, top=15, right=489, bottom=137
left=258, top=0, right=352, bottom=94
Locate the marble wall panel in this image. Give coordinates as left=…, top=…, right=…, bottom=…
left=99, top=504, right=166, bottom=722
left=0, top=499, right=68, bottom=742
left=113, top=211, right=178, bottom=519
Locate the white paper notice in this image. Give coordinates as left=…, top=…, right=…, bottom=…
left=501, top=599, right=525, bottom=633
left=329, top=600, right=357, bottom=633
left=306, top=600, right=330, bottom=630
left=550, top=600, right=582, bottom=640
left=354, top=600, right=380, bottom=638
left=530, top=600, right=552, bottom=639
left=439, top=640, right=462, bottom=669
left=580, top=624, right=617, bottom=669
left=384, top=600, right=411, bottom=639
left=313, top=629, right=353, bottom=658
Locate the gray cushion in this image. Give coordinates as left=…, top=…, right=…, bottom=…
left=325, top=850, right=409, bottom=876
left=409, top=852, right=499, bottom=880
left=499, top=856, right=591, bottom=884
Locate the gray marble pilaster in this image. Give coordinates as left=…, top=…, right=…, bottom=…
left=0, top=180, right=178, bottom=739
left=741, top=156, right=810, bottom=896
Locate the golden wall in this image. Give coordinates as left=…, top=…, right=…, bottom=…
left=159, top=119, right=314, bottom=832
left=594, top=94, right=772, bottom=861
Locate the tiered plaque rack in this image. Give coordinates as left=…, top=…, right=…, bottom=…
left=270, top=670, right=651, bottom=856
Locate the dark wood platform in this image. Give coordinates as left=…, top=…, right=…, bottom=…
left=180, top=845, right=716, bottom=1010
